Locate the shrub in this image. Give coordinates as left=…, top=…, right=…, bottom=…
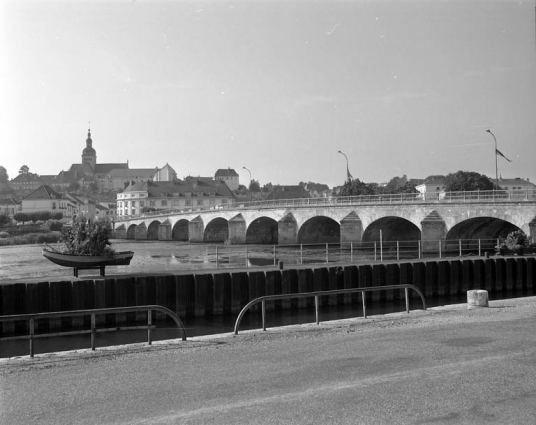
left=504, top=230, right=530, bottom=251
left=36, top=232, right=62, bottom=244
left=60, top=217, right=115, bottom=256
left=0, top=231, right=9, bottom=238
left=44, top=220, right=63, bottom=231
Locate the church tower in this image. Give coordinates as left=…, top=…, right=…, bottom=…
left=81, top=128, right=97, bottom=170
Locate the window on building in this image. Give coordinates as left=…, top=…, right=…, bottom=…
left=161, top=200, right=168, bottom=206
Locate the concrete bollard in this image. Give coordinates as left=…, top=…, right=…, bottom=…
left=467, top=289, right=489, bottom=309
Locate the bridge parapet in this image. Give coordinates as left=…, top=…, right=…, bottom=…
left=115, top=189, right=536, bottom=223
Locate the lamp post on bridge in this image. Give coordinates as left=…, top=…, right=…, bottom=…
left=338, top=150, right=352, bottom=183
left=243, top=166, right=252, bottom=202
left=486, top=129, right=499, bottom=189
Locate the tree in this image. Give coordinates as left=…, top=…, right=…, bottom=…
left=14, top=212, right=29, bottom=224
left=424, top=174, right=445, bottom=182
left=339, top=178, right=379, bottom=196
left=0, top=166, right=8, bottom=183
left=249, top=179, right=261, bottom=192
left=69, top=182, right=81, bottom=192
left=444, top=171, right=493, bottom=192
left=19, top=165, right=29, bottom=174
left=262, top=182, right=273, bottom=193
left=385, top=175, right=406, bottom=193
left=87, top=182, right=99, bottom=193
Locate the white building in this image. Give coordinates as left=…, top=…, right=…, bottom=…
left=215, top=168, right=240, bottom=191
left=415, top=177, right=446, bottom=200
left=117, top=179, right=235, bottom=217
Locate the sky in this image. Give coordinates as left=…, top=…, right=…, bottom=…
left=1, top=0, right=536, bottom=188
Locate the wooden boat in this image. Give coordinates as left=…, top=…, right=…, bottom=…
left=42, top=248, right=134, bottom=277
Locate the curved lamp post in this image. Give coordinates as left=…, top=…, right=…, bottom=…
left=243, top=166, right=252, bottom=201
left=338, top=150, right=352, bottom=182
left=486, top=129, right=498, bottom=189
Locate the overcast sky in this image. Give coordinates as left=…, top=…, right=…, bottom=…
left=1, top=0, right=535, bottom=188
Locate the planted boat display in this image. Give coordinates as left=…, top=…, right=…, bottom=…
left=42, top=217, right=133, bottom=277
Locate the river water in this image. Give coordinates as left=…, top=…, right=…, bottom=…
left=0, top=240, right=365, bottom=281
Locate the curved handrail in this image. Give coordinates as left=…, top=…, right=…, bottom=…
left=0, top=305, right=187, bottom=357
left=234, top=284, right=427, bottom=335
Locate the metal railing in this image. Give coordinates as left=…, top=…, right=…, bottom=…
left=115, top=189, right=536, bottom=222
left=0, top=305, right=187, bottom=357
left=203, top=238, right=500, bottom=269
left=234, top=284, right=427, bottom=335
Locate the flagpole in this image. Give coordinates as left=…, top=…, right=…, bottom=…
left=338, top=150, right=351, bottom=182
left=486, top=129, right=498, bottom=189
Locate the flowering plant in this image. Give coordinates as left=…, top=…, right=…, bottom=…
left=60, top=217, right=115, bottom=256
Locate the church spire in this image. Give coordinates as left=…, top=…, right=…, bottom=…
left=86, top=122, right=92, bottom=148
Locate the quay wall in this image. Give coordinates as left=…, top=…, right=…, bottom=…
left=1, top=257, right=535, bottom=336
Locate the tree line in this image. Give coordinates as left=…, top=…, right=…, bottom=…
left=13, top=211, right=63, bottom=224
left=340, top=171, right=494, bottom=196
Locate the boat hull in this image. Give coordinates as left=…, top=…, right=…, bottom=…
left=42, top=249, right=134, bottom=276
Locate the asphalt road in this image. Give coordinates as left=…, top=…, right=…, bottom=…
left=1, top=297, right=536, bottom=424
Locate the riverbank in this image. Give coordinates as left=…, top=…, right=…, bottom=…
left=2, top=296, right=536, bottom=424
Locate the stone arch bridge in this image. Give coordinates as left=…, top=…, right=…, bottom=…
left=114, top=196, right=536, bottom=247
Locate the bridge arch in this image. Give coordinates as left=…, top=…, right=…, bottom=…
left=204, top=217, right=229, bottom=243
left=363, top=217, right=421, bottom=242
left=297, top=216, right=340, bottom=244
left=127, top=224, right=137, bottom=240
left=246, top=217, right=278, bottom=244
left=147, top=220, right=161, bottom=240
left=446, top=217, right=519, bottom=241
left=172, top=219, right=189, bottom=241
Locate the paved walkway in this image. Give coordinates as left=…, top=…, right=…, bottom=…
left=1, top=297, right=536, bottom=424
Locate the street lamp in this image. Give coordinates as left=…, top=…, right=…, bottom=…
left=338, top=150, right=352, bottom=182
left=243, top=166, right=252, bottom=201
left=486, top=129, right=499, bottom=189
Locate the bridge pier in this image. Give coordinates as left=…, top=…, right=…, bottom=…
left=421, top=211, right=447, bottom=252
left=158, top=223, right=172, bottom=241
left=228, top=214, right=246, bottom=244
left=135, top=223, right=147, bottom=240
left=188, top=216, right=205, bottom=243
left=340, top=211, right=362, bottom=247
left=114, top=224, right=127, bottom=239
left=530, top=217, right=536, bottom=243
left=278, top=213, right=298, bottom=245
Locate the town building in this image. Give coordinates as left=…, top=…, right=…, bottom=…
left=21, top=185, right=77, bottom=217
left=0, top=198, right=20, bottom=219
left=498, top=178, right=536, bottom=198
left=117, top=178, right=235, bottom=217
left=215, top=168, right=240, bottom=191
left=415, top=177, right=446, bottom=200
left=9, top=171, right=44, bottom=194
left=265, top=185, right=310, bottom=200
left=20, top=185, right=114, bottom=220
left=303, top=183, right=332, bottom=198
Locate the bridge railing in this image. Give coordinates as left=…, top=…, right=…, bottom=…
left=202, top=238, right=501, bottom=270
left=115, top=189, right=535, bottom=222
